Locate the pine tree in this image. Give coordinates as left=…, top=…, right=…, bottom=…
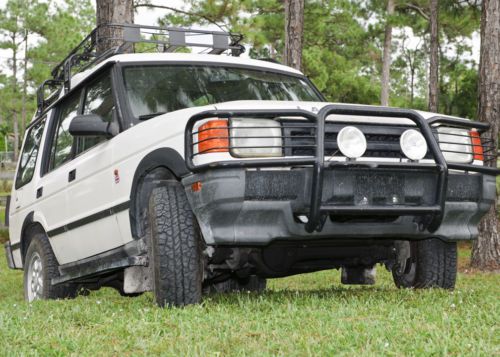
left=96, top=0, right=134, bottom=53
left=472, top=0, right=500, bottom=269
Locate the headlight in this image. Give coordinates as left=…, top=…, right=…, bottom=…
left=437, top=127, right=472, bottom=163
left=230, top=118, right=282, bottom=157
left=400, top=129, right=427, bottom=161
left=337, top=126, right=367, bottom=159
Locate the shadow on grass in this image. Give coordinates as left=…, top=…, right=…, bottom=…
left=201, top=284, right=446, bottom=308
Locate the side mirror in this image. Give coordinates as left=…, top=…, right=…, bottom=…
left=69, top=114, right=118, bottom=138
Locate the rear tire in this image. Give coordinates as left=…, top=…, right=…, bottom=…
left=392, top=238, right=457, bottom=289
left=148, top=182, right=203, bottom=307
left=23, top=233, right=77, bottom=302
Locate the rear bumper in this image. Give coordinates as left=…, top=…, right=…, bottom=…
left=4, top=241, right=15, bottom=269
left=183, top=168, right=496, bottom=245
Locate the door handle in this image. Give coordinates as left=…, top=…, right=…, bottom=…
left=36, top=187, right=43, bottom=199
left=68, top=169, right=76, bottom=182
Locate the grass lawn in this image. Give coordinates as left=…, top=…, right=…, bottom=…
left=0, top=246, right=498, bottom=356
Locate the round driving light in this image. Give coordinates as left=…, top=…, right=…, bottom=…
left=400, top=129, right=427, bottom=160
left=337, top=126, right=367, bottom=159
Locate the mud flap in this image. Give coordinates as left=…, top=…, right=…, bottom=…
left=341, top=266, right=376, bottom=285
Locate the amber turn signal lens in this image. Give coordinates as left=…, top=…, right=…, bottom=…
left=470, top=131, right=484, bottom=161
left=198, top=120, right=229, bottom=153
left=191, top=181, right=202, bottom=192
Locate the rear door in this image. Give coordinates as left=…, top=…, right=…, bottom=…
left=35, top=91, right=83, bottom=265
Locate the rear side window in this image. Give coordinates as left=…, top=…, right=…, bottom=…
left=15, top=118, right=45, bottom=189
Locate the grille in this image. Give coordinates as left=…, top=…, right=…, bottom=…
left=283, top=121, right=495, bottom=163
left=283, top=121, right=419, bottom=159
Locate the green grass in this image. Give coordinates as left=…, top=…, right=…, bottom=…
left=0, top=207, right=5, bottom=227
left=0, top=250, right=498, bottom=356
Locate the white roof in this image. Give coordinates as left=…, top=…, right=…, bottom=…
left=70, top=53, right=303, bottom=87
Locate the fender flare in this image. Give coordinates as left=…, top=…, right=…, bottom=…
left=129, top=147, right=190, bottom=238
left=19, top=211, right=46, bottom=264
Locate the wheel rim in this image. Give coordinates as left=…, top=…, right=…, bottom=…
left=27, top=252, right=43, bottom=302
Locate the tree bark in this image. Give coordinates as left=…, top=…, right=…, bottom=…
left=284, top=0, right=304, bottom=71
left=21, top=31, right=28, bottom=137
left=472, top=0, right=500, bottom=270
left=428, top=0, right=439, bottom=112
left=11, top=32, right=19, bottom=161
left=95, top=0, right=134, bottom=54
left=380, top=0, right=395, bottom=107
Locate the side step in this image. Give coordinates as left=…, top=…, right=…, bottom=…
left=52, top=240, right=147, bottom=285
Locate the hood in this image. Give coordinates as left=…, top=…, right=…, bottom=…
left=150, top=100, right=470, bottom=127
left=209, top=100, right=469, bottom=125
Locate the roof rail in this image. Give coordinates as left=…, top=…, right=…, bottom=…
left=37, top=23, right=245, bottom=113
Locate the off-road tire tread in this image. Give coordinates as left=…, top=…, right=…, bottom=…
left=393, top=238, right=457, bottom=290
left=24, top=233, right=77, bottom=300
left=149, top=182, right=202, bottom=307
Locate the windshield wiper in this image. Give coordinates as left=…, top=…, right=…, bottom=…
left=138, top=112, right=167, bottom=120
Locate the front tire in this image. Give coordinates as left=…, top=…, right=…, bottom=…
left=148, top=182, right=203, bottom=307
left=23, top=233, right=77, bottom=302
left=392, top=238, right=457, bottom=289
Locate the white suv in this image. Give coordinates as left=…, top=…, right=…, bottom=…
left=4, top=25, right=499, bottom=306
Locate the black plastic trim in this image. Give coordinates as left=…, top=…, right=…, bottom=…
left=53, top=239, right=146, bottom=285
left=19, top=211, right=35, bottom=260
left=47, top=201, right=130, bottom=238
left=4, top=242, right=16, bottom=269
left=129, top=148, right=189, bottom=239
left=4, top=195, right=10, bottom=227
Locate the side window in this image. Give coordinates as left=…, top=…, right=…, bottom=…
left=15, top=118, right=45, bottom=189
left=49, top=90, right=81, bottom=171
left=77, top=73, right=115, bottom=155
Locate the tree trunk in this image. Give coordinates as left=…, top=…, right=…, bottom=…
left=21, top=31, right=28, bottom=136
left=472, top=0, right=500, bottom=270
left=380, top=0, right=395, bottom=107
left=428, top=0, right=439, bottom=112
left=11, top=33, right=19, bottom=161
left=284, top=0, right=304, bottom=71
left=95, top=0, right=134, bottom=54
left=410, top=67, right=415, bottom=106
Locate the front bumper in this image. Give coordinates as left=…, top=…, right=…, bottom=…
left=4, top=241, right=15, bottom=269
left=183, top=167, right=496, bottom=245
left=184, top=105, right=499, bottom=245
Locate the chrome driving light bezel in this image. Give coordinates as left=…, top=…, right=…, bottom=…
left=337, top=126, right=367, bottom=159
left=400, top=129, right=428, bottom=161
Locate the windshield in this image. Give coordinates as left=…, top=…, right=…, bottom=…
left=122, top=65, right=322, bottom=119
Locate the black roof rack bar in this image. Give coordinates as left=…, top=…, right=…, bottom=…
left=50, top=23, right=244, bottom=83
left=37, top=23, right=245, bottom=112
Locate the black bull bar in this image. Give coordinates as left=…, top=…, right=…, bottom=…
left=185, top=104, right=500, bottom=233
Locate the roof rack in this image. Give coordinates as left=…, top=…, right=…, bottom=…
left=36, top=23, right=245, bottom=114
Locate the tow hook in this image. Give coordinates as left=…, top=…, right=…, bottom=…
left=394, top=241, right=411, bottom=275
